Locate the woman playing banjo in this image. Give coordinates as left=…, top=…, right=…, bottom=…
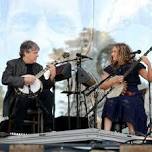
left=100, top=43, right=152, bottom=135
left=2, top=40, right=56, bottom=133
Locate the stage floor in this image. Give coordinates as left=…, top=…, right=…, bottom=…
left=0, top=128, right=151, bottom=151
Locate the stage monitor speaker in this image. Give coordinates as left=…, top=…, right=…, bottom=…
left=54, top=116, right=88, bottom=131
left=55, top=63, right=71, bottom=81
left=77, top=67, right=96, bottom=87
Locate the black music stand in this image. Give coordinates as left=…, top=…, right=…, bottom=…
left=73, top=63, right=96, bottom=128
left=77, top=67, right=97, bottom=126
left=55, top=63, right=72, bottom=130
left=55, top=63, right=72, bottom=82
left=77, top=67, right=96, bottom=88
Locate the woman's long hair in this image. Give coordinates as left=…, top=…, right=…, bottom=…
left=111, top=43, right=133, bottom=66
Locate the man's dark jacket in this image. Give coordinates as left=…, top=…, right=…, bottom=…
left=2, top=58, right=53, bottom=117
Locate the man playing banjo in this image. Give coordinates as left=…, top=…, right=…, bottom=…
left=2, top=40, right=56, bottom=133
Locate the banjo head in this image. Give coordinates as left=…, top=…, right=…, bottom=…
left=106, top=83, right=124, bottom=98
left=18, top=78, right=42, bottom=95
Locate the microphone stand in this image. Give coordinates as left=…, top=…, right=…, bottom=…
left=93, top=91, right=98, bottom=128
left=52, top=81, right=56, bottom=131
left=75, top=56, right=82, bottom=129
left=83, top=74, right=114, bottom=123
left=75, top=53, right=93, bottom=128
left=143, top=81, right=152, bottom=143
left=84, top=74, right=112, bottom=96
left=85, top=87, right=113, bottom=117
left=67, top=78, right=71, bottom=130
left=148, top=82, right=152, bottom=135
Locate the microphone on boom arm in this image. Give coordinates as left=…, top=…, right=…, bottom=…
left=62, top=52, right=70, bottom=58
left=130, top=50, right=141, bottom=55
left=76, top=53, right=93, bottom=60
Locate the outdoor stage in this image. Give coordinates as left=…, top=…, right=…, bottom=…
left=0, top=128, right=152, bottom=152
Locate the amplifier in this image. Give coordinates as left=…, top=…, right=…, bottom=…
left=54, top=116, right=88, bottom=131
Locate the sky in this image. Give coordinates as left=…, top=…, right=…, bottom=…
left=0, top=0, right=152, bottom=116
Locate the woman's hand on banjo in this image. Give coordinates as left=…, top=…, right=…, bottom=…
left=111, top=75, right=124, bottom=84
left=141, top=56, right=151, bottom=67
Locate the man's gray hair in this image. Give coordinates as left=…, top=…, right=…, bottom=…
left=19, top=40, right=40, bottom=57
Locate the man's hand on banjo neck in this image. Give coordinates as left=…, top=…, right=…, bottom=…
left=47, top=64, right=56, bottom=81
left=23, top=64, right=56, bottom=86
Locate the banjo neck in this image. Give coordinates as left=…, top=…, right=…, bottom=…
left=35, top=65, right=49, bottom=79
left=123, top=47, right=152, bottom=78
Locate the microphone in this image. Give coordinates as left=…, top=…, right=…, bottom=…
left=76, top=53, right=93, bottom=60
left=62, top=52, right=70, bottom=58
left=130, top=50, right=141, bottom=55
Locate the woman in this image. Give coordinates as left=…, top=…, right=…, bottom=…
left=100, top=43, right=152, bottom=135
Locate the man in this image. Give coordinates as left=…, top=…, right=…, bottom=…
left=1, top=40, right=56, bottom=133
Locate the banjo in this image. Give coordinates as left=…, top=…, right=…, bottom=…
left=16, top=66, right=50, bottom=98
left=106, top=47, right=152, bottom=98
